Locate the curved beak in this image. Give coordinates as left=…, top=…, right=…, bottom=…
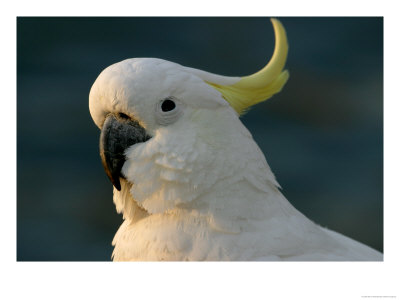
left=99, top=114, right=150, bottom=191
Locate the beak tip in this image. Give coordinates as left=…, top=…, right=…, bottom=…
left=113, top=179, right=122, bottom=191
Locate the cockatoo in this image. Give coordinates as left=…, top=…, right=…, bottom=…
left=89, top=19, right=382, bottom=261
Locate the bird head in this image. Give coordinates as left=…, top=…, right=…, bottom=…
left=89, top=18, right=288, bottom=216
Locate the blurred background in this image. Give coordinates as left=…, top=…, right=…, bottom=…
left=17, top=17, right=383, bottom=261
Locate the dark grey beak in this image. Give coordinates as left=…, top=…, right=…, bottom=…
left=99, top=113, right=151, bottom=191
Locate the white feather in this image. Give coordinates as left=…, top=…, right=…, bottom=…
left=89, top=58, right=382, bottom=261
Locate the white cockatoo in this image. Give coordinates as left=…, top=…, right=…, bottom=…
left=89, top=19, right=382, bottom=261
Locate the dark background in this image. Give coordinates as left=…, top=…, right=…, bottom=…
left=17, top=17, right=383, bottom=261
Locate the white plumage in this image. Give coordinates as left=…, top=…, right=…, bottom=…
left=89, top=20, right=382, bottom=261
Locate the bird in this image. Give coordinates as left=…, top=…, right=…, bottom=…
left=89, top=18, right=383, bottom=261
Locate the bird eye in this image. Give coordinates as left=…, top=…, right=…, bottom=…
left=161, top=99, right=176, bottom=112
left=155, top=97, right=183, bottom=126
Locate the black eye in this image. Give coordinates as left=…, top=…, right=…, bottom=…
left=161, top=99, right=176, bottom=112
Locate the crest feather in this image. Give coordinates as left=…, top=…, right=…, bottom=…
left=207, top=18, right=289, bottom=115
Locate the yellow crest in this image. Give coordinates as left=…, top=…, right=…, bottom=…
left=207, top=18, right=289, bottom=115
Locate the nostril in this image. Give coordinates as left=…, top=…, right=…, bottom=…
left=118, top=113, right=130, bottom=120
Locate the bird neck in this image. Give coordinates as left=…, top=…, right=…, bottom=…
left=115, top=108, right=291, bottom=225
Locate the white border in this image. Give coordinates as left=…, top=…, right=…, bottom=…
left=2, top=1, right=399, bottom=299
